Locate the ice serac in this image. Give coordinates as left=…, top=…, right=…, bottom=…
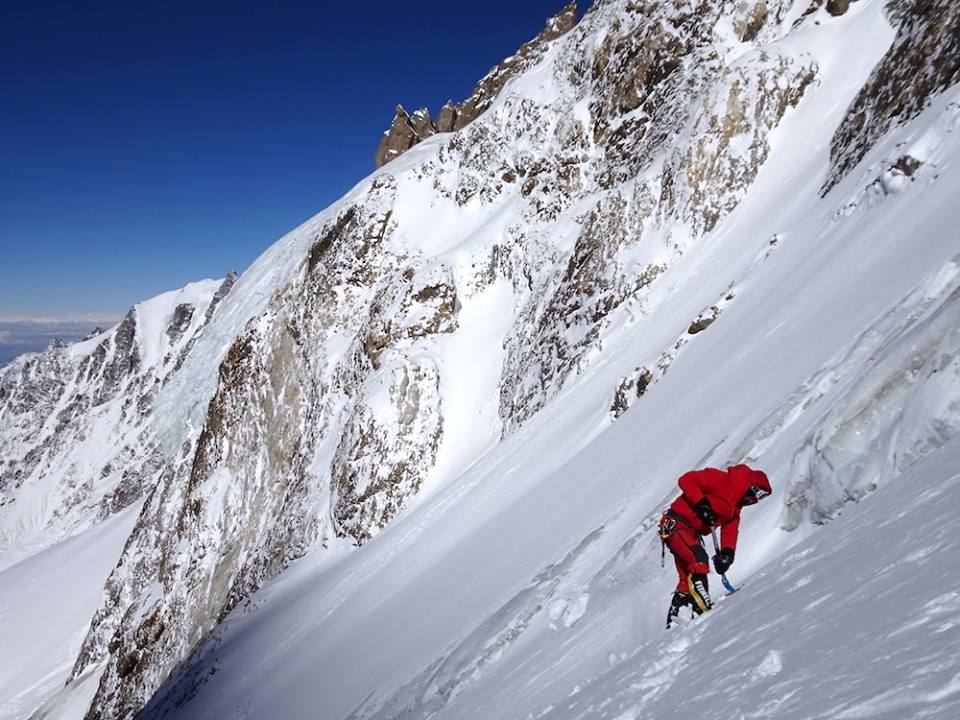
left=18, top=0, right=960, bottom=718
left=782, top=258, right=960, bottom=529
left=373, top=1, right=580, bottom=168
left=0, top=276, right=232, bottom=570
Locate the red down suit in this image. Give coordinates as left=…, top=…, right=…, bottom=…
left=661, top=464, right=771, bottom=593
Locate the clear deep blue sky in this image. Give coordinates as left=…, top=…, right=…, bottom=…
left=0, top=0, right=584, bottom=318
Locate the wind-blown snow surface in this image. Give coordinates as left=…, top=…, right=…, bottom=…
left=146, top=443, right=960, bottom=720
left=537, top=441, right=960, bottom=720
left=143, top=67, right=960, bottom=720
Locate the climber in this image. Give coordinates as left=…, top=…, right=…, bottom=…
left=659, top=464, right=771, bottom=628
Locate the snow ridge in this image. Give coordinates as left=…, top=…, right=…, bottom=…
left=0, top=277, right=231, bottom=570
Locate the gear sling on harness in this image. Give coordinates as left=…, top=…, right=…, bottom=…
left=659, top=509, right=712, bottom=613
left=658, top=509, right=690, bottom=566
left=658, top=513, right=678, bottom=567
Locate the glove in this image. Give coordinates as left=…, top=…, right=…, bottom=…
left=694, top=498, right=716, bottom=526
left=713, top=548, right=735, bottom=574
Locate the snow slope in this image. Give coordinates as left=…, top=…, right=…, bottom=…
left=0, top=502, right=140, bottom=720
left=539, top=439, right=960, bottom=720
left=140, top=64, right=960, bottom=720
left=4, top=0, right=960, bottom=717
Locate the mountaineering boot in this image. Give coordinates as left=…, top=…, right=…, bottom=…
left=666, top=591, right=693, bottom=628
left=687, top=573, right=713, bottom=614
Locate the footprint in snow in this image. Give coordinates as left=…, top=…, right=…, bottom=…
left=752, top=650, right=783, bottom=680
left=547, top=593, right=590, bottom=629
left=791, top=575, right=812, bottom=590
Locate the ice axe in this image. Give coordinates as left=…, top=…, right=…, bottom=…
left=710, top=526, right=738, bottom=594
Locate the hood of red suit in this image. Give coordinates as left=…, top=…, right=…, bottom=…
left=728, top=464, right=772, bottom=498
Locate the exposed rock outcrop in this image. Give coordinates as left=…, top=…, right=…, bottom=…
left=373, top=2, right=580, bottom=168
left=435, top=100, right=458, bottom=133
left=74, top=173, right=472, bottom=716
left=825, top=0, right=960, bottom=192
left=375, top=106, right=435, bottom=168
left=827, top=0, right=857, bottom=17
left=734, top=1, right=770, bottom=41
left=165, top=304, right=195, bottom=343
left=610, top=366, right=653, bottom=418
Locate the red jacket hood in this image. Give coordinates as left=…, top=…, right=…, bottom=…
left=728, top=464, right=772, bottom=498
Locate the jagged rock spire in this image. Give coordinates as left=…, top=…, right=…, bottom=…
left=373, top=2, right=580, bottom=168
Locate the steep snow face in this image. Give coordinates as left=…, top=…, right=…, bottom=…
left=136, top=76, right=960, bottom=720
left=534, top=440, right=960, bottom=720
left=12, top=0, right=960, bottom=718
left=130, top=4, right=960, bottom=720
left=0, top=276, right=233, bottom=570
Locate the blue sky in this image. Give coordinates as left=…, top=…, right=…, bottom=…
left=0, top=0, right=584, bottom=321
